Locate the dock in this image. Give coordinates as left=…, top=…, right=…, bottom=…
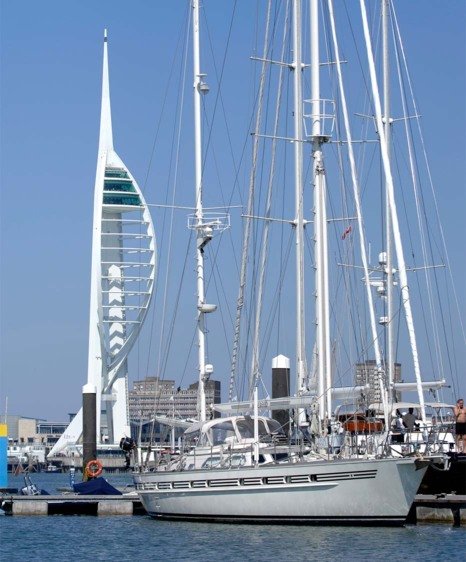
left=408, top=494, right=466, bottom=526
left=2, top=491, right=465, bottom=523
left=0, top=493, right=145, bottom=516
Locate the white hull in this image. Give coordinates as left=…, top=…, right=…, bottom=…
left=135, top=457, right=426, bottom=525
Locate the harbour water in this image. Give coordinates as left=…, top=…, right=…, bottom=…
left=2, top=473, right=464, bottom=561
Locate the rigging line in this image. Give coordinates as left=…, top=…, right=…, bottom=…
left=391, top=4, right=466, bottom=348
left=325, top=103, right=365, bottom=379
left=392, top=144, right=439, bottom=379
left=200, top=46, right=274, bottom=309
left=197, top=3, right=264, bottom=307
left=341, top=0, right=375, bottom=127
left=203, top=0, right=282, bottom=211
left=145, top=60, right=192, bottom=432
left=326, top=190, right=366, bottom=386
left=361, top=5, right=384, bottom=188
left=229, top=0, right=275, bottom=401
left=392, top=134, right=442, bottom=380
left=141, top=3, right=190, bottom=193
left=137, top=9, right=190, bottom=392
left=147, top=230, right=194, bottom=439
left=144, top=56, right=191, bottom=383
left=210, top=253, right=235, bottom=339
left=247, top=15, right=283, bottom=376
left=327, top=0, right=384, bottom=400
left=360, top=0, right=426, bottom=421
left=201, top=0, right=246, bottom=211
left=160, top=231, right=195, bottom=384
left=392, top=7, right=456, bottom=390
left=343, top=1, right=377, bottom=190
left=391, top=30, right=444, bottom=384
left=440, top=266, right=460, bottom=398
left=322, top=145, right=364, bottom=377
left=201, top=2, right=242, bottom=211
left=250, top=0, right=290, bottom=397
left=257, top=230, right=294, bottom=379
left=278, top=52, right=293, bottom=352
left=153, top=6, right=191, bottom=388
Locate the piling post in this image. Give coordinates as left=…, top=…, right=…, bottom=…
left=82, top=384, right=97, bottom=480
left=272, top=355, right=291, bottom=434
left=0, top=423, right=7, bottom=489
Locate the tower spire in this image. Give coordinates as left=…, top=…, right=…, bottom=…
left=98, top=28, right=113, bottom=154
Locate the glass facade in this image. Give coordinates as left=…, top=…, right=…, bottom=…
left=104, top=182, right=136, bottom=193
left=105, top=169, right=129, bottom=179
left=103, top=168, right=141, bottom=206
left=103, top=194, right=141, bottom=206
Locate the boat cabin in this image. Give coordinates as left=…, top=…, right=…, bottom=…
left=184, top=415, right=283, bottom=448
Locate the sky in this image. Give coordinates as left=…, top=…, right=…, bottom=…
left=1, top=1, right=465, bottom=422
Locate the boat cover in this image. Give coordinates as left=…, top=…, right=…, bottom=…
left=73, top=477, right=122, bottom=495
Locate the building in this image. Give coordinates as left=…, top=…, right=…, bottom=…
left=128, top=376, right=221, bottom=443
left=128, top=376, right=221, bottom=421
left=5, top=415, right=69, bottom=448
left=355, top=360, right=401, bottom=405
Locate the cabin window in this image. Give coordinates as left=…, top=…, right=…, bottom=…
left=202, top=455, right=221, bottom=469
left=230, top=454, right=246, bottom=467
left=236, top=419, right=268, bottom=439
left=210, top=424, right=236, bottom=446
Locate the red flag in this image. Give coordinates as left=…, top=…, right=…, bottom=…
left=342, top=225, right=352, bottom=240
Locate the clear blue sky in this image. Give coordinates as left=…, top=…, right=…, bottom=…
left=1, top=1, right=465, bottom=421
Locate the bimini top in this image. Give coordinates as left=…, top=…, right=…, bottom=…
left=184, top=415, right=283, bottom=448
left=369, top=402, right=454, bottom=414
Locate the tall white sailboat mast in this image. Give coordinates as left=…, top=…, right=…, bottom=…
left=292, top=0, right=307, bottom=423
left=309, top=0, right=332, bottom=426
left=360, top=0, right=426, bottom=421
left=382, top=0, right=395, bottom=399
left=192, top=0, right=215, bottom=423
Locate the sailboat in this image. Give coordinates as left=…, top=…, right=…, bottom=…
left=133, top=0, right=435, bottom=525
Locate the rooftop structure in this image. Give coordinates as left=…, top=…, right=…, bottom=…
left=128, top=376, right=221, bottom=444
left=128, top=376, right=221, bottom=422
left=355, top=360, right=401, bottom=405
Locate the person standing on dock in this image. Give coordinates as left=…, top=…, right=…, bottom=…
left=454, top=399, right=466, bottom=452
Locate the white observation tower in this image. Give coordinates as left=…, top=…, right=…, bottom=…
left=49, top=31, right=156, bottom=457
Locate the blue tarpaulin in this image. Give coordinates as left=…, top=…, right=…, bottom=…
left=73, top=477, right=122, bottom=495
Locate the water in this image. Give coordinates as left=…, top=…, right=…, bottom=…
left=2, top=473, right=464, bottom=561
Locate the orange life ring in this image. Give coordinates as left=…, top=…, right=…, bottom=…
left=85, top=459, right=103, bottom=478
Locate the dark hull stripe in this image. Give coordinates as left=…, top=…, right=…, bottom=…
left=147, top=512, right=406, bottom=527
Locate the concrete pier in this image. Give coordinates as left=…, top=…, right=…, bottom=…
left=408, top=494, right=466, bottom=526
left=1, top=494, right=145, bottom=516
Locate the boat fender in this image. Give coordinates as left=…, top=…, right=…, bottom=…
left=85, top=459, right=103, bottom=479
